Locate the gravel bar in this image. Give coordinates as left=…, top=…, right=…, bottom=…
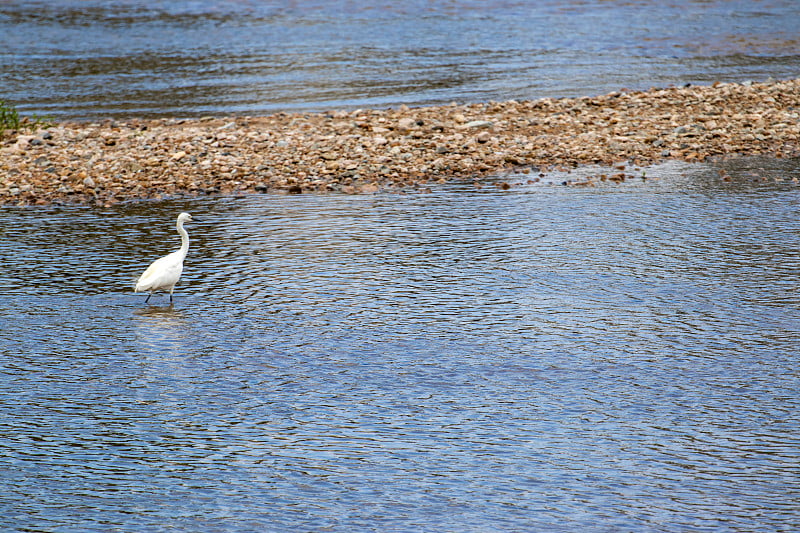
left=2, top=78, right=799, bottom=206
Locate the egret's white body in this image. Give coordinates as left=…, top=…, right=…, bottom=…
left=135, top=212, right=193, bottom=304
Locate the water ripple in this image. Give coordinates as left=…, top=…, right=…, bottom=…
left=1, top=159, right=799, bottom=531
left=2, top=1, right=800, bottom=118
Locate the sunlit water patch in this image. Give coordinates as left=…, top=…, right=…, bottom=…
left=1, top=159, right=799, bottom=531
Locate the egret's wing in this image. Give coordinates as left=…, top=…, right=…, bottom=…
left=135, top=252, right=183, bottom=292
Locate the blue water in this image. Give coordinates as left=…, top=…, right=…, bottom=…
left=1, top=159, right=799, bottom=531
left=2, top=0, right=800, bottom=529
left=1, top=0, right=799, bottom=119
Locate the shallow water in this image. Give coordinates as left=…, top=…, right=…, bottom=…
left=2, top=0, right=800, bottom=119
left=1, top=158, right=799, bottom=531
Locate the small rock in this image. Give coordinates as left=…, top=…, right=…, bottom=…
left=171, top=151, right=187, bottom=161
left=465, top=120, right=494, bottom=129
left=83, top=177, right=96, bottom=188
left=397, top=117, right=416, bottom=130
left=14, top=135, right=35, bottom=148
left=476, top=131, right=491, bottom=143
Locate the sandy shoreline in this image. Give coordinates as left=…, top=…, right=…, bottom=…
left=1, top=78, right=799, bottom=206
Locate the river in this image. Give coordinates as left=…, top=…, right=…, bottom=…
left=1, top=0, right=799, bottom=119
left=1, top=158, right=799, bottom=531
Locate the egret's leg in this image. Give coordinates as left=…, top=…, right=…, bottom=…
left=145, top=293, right=152, bottom=304
left=169, top=288, right=174, bottom=303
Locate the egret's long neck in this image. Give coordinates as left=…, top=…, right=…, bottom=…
left=177, top=220, right=190, bottom=258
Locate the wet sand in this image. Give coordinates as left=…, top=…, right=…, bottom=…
left=1, top=78, right=799, bottom=206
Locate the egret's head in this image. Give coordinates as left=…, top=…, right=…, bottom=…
left=178, top=212, right=193, bottom=223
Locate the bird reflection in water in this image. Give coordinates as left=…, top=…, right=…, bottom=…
left=132, top=303, right=192, bottom=357
left=134, top=303, right=184, bottom=319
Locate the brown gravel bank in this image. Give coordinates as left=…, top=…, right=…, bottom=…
left=2, top=78, right=799, bottom=206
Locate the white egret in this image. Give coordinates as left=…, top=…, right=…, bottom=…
left=135, top=212, right=193, bottom=304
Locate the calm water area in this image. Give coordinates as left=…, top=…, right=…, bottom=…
left=2, top=1, right=800, bottom=531
left=1, top=0, right=800, bottom=119
left=2, top=159, right=800, bottom=531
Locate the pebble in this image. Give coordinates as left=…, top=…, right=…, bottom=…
left=464, top=120, right=494, bottom=129
left=1, top=78, right=799, bottom=205
left=397, top=117, right=416, bottom=130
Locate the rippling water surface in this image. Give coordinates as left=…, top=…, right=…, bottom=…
left=2, top=159, right=799, bottom=531
left=1, top=0, right=799, bottom=119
